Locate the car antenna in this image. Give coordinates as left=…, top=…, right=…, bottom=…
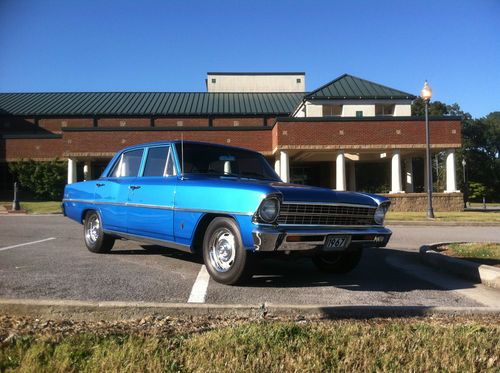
left=181, top=133, right=184, bottom=180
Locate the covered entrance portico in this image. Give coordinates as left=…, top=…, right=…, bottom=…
left=66, top=155, right=113, bottom=184
left=273, top=147, right=460, bottom=195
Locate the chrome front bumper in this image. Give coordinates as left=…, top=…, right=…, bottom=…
left=252, top=226, right=392, bottom=252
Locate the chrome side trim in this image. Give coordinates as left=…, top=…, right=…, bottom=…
left=164, top=206, right=254, bottom=216
left=103, top=229, right=192, bottom=253
left=63, top=199, right=253, bottom=216
left=64, top=198, right=95, bottom=204
left=126, top=203, right=173, bottom=210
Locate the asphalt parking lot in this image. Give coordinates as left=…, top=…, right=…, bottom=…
left=1, top=215, right=499, bottom=308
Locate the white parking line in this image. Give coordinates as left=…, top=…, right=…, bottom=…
left=188, top=265, right=210, bottom=303
left=0, top=237, right=56, bottom=252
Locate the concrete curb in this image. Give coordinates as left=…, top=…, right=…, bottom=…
left=0, top=298, right=499, bottom=321
left=420, top=243, right=500, bottom=289
left=387, top=221, right=500, bottom=227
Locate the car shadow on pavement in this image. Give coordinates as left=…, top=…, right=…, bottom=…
left=242, top=248, right=476, bottom=293
left=108, top=245, right=204, bottom=264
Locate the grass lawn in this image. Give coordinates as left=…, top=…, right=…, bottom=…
left=1, top=201, right=61, bottom=214
left=386, top=211, right=500, bottom=222
left=0, top=316, right=499, bottom=372
left=442, top=242, right=500, bottom=267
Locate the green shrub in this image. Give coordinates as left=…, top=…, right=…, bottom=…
left=468, top=181, right=492, bottom=201
left=8, top=159, right=66, bottom=200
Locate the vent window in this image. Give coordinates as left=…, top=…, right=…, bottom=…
left=375, top=104, right=395, bottom=116
left=323, top=104, right=343, bottom=117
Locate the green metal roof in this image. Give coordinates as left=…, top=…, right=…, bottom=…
left=0, top=92, right=304, bottom=117
left=305, top=74, right=416, bottom=100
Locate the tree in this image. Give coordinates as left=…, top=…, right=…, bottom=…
left=411, top=97, right=451, bottom=116
left=412, top=99, right=499, bottom=201
left=8, top=159, right=66, bottom=200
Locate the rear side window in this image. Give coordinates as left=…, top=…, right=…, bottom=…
left=143, top=146, right=176, bottom=177
left=109, top=149, right=144, bottom=177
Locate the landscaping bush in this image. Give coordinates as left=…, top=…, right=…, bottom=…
left=8, top=159, right=66, bottom=200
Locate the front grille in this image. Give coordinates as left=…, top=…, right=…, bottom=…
left=277, top=203, right=376, bottom=226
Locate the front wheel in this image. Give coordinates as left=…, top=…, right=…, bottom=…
left=84, top=211, right=115, bottom=253
left=312, top=248, right=363, bottom=274
left=202, top=217, right=251, bottom=285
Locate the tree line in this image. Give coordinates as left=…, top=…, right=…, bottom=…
left=412, top=98, right=500, bottom=202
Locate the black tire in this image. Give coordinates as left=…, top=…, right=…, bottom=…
left=83, top=210, right=115, bottom=253
left=312, top=248, right=363, bottom=274
left=202, top=217, right=251, bottom=285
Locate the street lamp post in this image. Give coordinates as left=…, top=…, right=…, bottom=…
left=462, top=158, right=467, bottom=208
left=421, top=81, right=435, bottom=218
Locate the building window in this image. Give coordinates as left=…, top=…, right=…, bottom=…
left=375, top=104, right=395, bottom=116
left=211, top=78, right=216, bottom=83
left=296, top=78, right=301, bottom=83
left=323, top=104, right=343, bottom=117
left=356, top=111, right=363, bottom=118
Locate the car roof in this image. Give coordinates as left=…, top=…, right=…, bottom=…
left=119, top=140, right=260, bottom=154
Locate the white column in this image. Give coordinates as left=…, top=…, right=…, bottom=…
left=404, top=158, right=414, bottom=193
left=445, top=149, right=458, bottom=193
left=390, top=150, right=403, bottom=194
left=83, top=161, right=91, bottom=181
left=274, top=158, right=281, bottom=177
left=336, top=151, right=346, bottom=191
left=67, top=158, right=77, bottom=184
left=279, top=151, right=289, bottom=183
left=348, top=161, right=356, bottom=191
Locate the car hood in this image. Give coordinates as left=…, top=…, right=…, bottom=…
left=181, top=174, right=384, bottom=207
left=269, top=182, right=381, bottom=207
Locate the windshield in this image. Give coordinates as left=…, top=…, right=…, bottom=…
left=175, top=143, right=280, bottom=181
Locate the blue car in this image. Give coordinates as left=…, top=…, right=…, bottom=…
left=63, top=141, right=392, bottom=284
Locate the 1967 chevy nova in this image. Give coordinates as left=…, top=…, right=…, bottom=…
left=63, top=141, right=392, bottom=284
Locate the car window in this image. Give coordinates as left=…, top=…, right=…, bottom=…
left=142, top=146, right=176, bottom=177
left=109, top=149, right=144, bottom=177
left=175, top=143, right=279, bottom=180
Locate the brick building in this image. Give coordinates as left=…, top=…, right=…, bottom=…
left=0, top=73, right=463, bottom=211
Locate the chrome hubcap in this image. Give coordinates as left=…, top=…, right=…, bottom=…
left=86, top=215, right=100, bottom=244
left=209, top=228, right=236, bottom=273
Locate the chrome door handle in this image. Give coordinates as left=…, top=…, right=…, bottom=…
left=129, top=185, right=141, bottom=190
left=96, top=183, right=105, bottom=187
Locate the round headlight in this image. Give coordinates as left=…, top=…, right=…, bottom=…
left=374, top=204, right=389, bottom=225
left=259, top=197, right=280, bottom=223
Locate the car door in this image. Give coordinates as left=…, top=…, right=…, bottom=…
left=126, top=145, right=177, bottom=242
left=95, top=148, right=144, bottom=232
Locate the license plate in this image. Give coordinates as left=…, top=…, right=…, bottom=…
left=324, top=235, right=351, bottom=251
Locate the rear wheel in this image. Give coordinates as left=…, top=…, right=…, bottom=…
left=84, top=211, right=115, bottom=253
left=202, top=217, right=251, bottom=285
left=312, top=248, right=363, bottom=274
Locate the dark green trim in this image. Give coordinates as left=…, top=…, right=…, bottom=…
left=1, top=133, right=63, bottom=139
left=307, top=96, right=414, bottom=100
left=61, top=126, right=273, bottom=132
left=275, top=116, right=462, bottom=122
left=207, top=72, right=305, bottom=76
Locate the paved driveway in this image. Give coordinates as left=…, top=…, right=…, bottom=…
left=0, top=216, right=498, bottom=308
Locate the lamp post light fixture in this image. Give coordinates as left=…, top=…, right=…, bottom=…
left=420, top=80, right=435, bottom=218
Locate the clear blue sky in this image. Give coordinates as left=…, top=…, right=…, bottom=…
left=0, top=0, right=498, bottom=118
